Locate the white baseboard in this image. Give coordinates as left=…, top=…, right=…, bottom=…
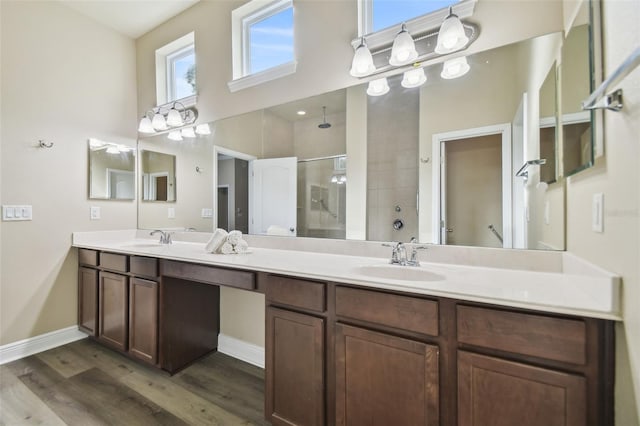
left=217, top=333, right=265, bottom=369
left=0, top=326, right=87, bottom=365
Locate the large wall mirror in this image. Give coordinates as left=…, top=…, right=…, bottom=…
left=137, top=0, right=601, bottom=251
left=88, top=139, right=135, bottom=200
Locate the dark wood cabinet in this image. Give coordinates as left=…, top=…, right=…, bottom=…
left=98, top=271, right=129, bottom=351
left=335, top=323, right=439, bottom=426
left=129, top=277, right=158, bottom=365
left=458, top=351, right=587, bottom=426
left=266, top=306, right=325, bottom=426
left=78, top=266, right=98, bottom=336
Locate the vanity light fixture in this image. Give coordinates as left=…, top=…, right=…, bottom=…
left=389, top=23, right=418, bottom=66
left=401, top=67, right=427, bottom=88
left=331, top=173, right=347, bottom=184
left=195, top=123, right=211, bottom=135
left=88, top=138, right=134, bottom=154
left=297, top=110, right=307, bottom=116
left=440, top=56, right=470, bottom=79
left=167, top=130, right=183, bottom=141
left=350, top=37, right=376, bottom=77
left=138, top=101, right=197, bottom=134
left=105, top=145, right=121, bottom=154
left=367, top=77, right=390, bottom=96
left=435, top=7, right=470, bottom=54
left=181, top=127, right=196, bottom=138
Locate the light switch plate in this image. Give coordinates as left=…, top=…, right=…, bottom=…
left=168, top=207, right=176, bottom=219
left=592, top=193, right=604, bottom=233
left=90, top=206, right=101, bottom=220
left=2, top=205, right=32, bottom=221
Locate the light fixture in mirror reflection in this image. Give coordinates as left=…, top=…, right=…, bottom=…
left=88, top=138, right=135, bottom=200
left=138, top=22, right=600, bottom=251
left=140, top=150, right=176, bottom=202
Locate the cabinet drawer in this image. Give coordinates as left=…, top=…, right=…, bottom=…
left=457, top=305, right=587, bottom=364
left=335, top=286, right=439, bottom=337
left=161, top=260, right=255, bottom=290
left=265, top=275, right=326, bottom=313
left=100, top=253, right=128, bottom=273
left=130, top=256, right=158, bottom=278
left=78, top=249, right=98, bottom=266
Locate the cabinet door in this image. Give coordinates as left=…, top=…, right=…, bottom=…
left=266, top=307, right=324, bottom=426
left=78, top=267, right=98, bottom=336
left=98, top=271, right=128, bottom=351
left=129, top=278, right=158, bottom=365
left=458, top=351, right=586, bottom=426
left=335, top=324, right=439, bottom=426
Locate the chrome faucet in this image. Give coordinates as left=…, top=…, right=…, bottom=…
left=150, top=230, right=172, bottom=244
left=383, top=240, right=428, bottom=266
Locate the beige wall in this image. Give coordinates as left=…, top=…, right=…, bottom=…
left=565, top=0, right=640, bottom=423
left=0, top=1, right=137, bottom=345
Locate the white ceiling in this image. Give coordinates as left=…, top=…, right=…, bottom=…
left=59, top=0, right=200, bottom=39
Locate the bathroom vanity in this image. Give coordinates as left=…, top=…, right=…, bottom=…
left=73, top=231, right=619, bottom=426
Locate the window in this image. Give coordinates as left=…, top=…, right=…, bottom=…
left=229, top=0, right=296, bottom=92
left=370, top=0, right=459, bottom=32
left=167, top=45, right=196, bottom=102
left=156, top=32, right=196, bottom=106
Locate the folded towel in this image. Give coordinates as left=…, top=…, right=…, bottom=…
left=233, top=239, right=249, bottom=253
left=227, top=230, right=243, bottom=245
left=219, top=241, right=235, bottom=255
left=205, top=228, right=228, bottom=253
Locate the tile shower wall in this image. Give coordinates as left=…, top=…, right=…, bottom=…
left=367, top=76, right=419, bottom=242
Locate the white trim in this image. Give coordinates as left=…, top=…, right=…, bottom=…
left=0, top=326, right=87, bottom=365
left=155, top=32, right=195, bottom=106
left=217, top=333, right=265, bottom=369
left=432, top=123, right=512, bottom=248
left=228, top=61, right=297, bottom=93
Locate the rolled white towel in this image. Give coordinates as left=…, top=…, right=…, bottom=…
left=205, top=228, right=228, bottom=253
left=233, top=239, right=249, bottom=253
left=219, top=241, right=235, bottom=254
left=227, top=230, right=243, bottom=245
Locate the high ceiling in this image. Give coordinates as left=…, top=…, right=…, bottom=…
left=59, top=0, right=200, bottom=39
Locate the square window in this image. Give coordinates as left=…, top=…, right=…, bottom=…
left=229, top=0, right=296, bottom=91
left=167, top=46, right=196, bottom=102
left=246, top=5, right=294, bottom=75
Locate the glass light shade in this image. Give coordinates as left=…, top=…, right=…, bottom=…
left=167, top=130, right=183, bottom=141
left=195, top=123, right=211, bottom=135
left=366, top=78, right=390, bottom=96
left=138, top=117, right=155, bottom=133
left=441, top=56, right=470, bottom=79
left=389, top=24, right=418, bottom=66
left=401, top=68, right=427, bottom=88
left=331, top=175, right=338, bottom=183
left=181, top=127, right=196, bottom=138
left=151, top=112, right=168, bottom=131
left=339, top=175, right=347, bottom=183
left=166, top=108, right=184, bottom=127
left=349, top=38, right=376, bottom=77
left=435, top=12, right=469, bottom=54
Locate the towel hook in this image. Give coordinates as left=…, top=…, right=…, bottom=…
left=38, top=139, right=54, bottom=148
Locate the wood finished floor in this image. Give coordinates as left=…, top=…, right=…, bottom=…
left=0, top=339, right=269, bottom=425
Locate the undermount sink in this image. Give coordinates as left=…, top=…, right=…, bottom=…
left=120, top=242, right=163, bottom=249
left=353, top=264, right=445, bottom=282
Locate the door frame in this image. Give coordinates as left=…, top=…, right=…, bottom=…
left=431, top=123, right=512, bottom=248
left=213, top=146, right=257, bottom=230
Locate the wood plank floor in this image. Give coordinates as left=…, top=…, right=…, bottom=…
left=0, top=339, right=269, bottom=425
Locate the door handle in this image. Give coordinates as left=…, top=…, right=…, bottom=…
left=446, top=228, right=453, bottom=233
left=289, top=227, right=295, bottom=233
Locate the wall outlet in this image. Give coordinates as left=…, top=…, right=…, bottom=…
left=90, top=206, right=101, bottom=220
left=168, top=207, right=176, bottom=219
left=201, top=208, right=213, bottom=218
left=592, top=193, right=604, bottom=233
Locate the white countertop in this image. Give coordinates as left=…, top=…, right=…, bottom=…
left=72, top=230, right=622, bottom=321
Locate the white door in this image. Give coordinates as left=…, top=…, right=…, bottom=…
left=249, top=157, right=297, bottom=236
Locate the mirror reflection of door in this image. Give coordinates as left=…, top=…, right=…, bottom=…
left=442, top=135, right=504, bottom=248
left=155, top=175, right=168, bottom=201
left=217, top=186, right=229, bottom=230
left=217, top=155, right=249, bottom=233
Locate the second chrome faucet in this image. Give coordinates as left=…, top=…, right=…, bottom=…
left=383, top=241, right=428, bottom=266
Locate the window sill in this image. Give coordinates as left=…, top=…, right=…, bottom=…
left=227, top=61, right=297, bottom=93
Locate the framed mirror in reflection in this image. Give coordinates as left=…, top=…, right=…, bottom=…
left=137, top=3, right=601, bottom=251
left=88, top=138, right=135, bottom=200
left=140, top=150, right=176, bottom=202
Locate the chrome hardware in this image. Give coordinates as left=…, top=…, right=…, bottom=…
left=488, top=224, right=503, bottom=244
left=383, top=241, right=428, bottom=266
left=393, top=219, right=404, bottom=230
left=150, top=229, right=172, bottom=244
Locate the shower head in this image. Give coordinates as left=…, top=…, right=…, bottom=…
left=318, top=106, right=331, bottom=129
